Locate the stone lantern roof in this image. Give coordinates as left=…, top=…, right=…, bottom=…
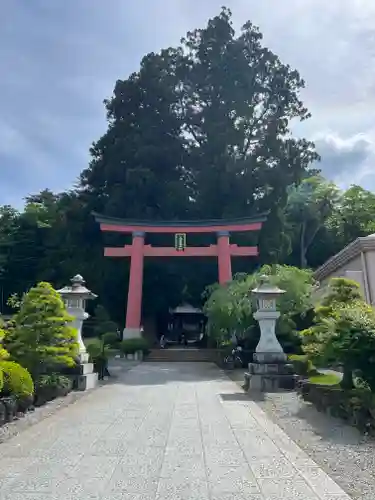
left=57, top=274, right=97, bottom=300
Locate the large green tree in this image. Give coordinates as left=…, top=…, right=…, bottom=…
left=75, top=7, right=319, bottom=315
left=286, top=176, right=339, bottom=268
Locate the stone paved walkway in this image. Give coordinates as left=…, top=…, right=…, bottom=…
left=0, top=362, right=352, bottom=499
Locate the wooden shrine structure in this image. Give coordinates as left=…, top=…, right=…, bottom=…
left=93, top=213, right=267, bottom=338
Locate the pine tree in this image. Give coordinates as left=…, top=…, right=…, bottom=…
left=5, top=282, right=79, bottom=378
left=93, top=305, right=118, bottom=337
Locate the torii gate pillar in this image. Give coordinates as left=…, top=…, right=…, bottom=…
left=124, top=231, right=145, bottom=339
left=217, top=231, right=232, bottom=284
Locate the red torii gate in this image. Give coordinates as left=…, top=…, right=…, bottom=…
left=93, top=213, right=266, bottom=338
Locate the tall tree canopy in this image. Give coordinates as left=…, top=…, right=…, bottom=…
left=81, top=8, right=318, bottom=223
left=0, top=7, right=372, bottom=325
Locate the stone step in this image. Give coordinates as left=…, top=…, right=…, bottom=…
left=146, top=349, right=216, bottom=362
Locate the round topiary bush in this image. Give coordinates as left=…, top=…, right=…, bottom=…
left=0, top=360, right=34, bottom=398
left=101, top=332, right=120, bottom=348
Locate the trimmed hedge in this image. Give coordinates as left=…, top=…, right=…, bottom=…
left=120, top=338, right=149, bottom=355
left=101, top=332, right=120, bottom=348
left=297, top=379, right=375, bottom=434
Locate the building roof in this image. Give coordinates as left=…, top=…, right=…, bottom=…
left=169, top=304, right=203, bottom=314
left=314, top=233, right=375, bottom=281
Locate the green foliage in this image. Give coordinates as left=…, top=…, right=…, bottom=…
left=302, top=278, right=375, bottom=390
left=286, top=176, right=340, bottom=267
left=5, top=282, right=79, bottom=378
left=7, top=293, right=22, bottom=310
left=93, top=305, right=118, bottom=338
left=288, top=354, right=318, bottom=377
left=101, top=331, right=120, bottom=348
left=120, top=338, right=149, bottom=355
left=308, top=373, right=341, bottom=386
left=0, top=321, right=9, bottom=361
left=204, top=265, right=315, bottom=348
left=318, top=277, right=363, bottom=315
left=297, top=382, right=375, bottom=434
left=329, top=185, right=375, bottom=248
left=0, top=360, right=34, bottom=397
left=36, top=373, right=71, bottom=390
left=86, top=338, right=110, bottom=361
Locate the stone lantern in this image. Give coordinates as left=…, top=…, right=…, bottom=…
left=244, top=275, right=296, bottom=392
left=58, top=275, right=98, bottom=390
left=252, top=275, right=286, bottom=362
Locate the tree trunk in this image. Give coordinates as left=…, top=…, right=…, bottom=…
left=340, top=362, right=354, bottom=390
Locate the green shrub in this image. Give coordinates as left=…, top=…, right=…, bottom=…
left=297, top=380, right=375, bottom=434
left=34, top=373, right=72, bottom=405
left=37, top=373, right=71, bottom=390
left=0, top=360, right=34, bottom=398
left=120, top=338, right=149, bottom=355
left=4, top=282, right=79, bottom=377
left=101, top=332, right=120, bottom=348
left=86, top=338, right=111, bottom=361
left=289, top=354, right=309, bottom=375
left=85, top=339, right=111, bottom=377
left=289, top=354, right=318, bottom=376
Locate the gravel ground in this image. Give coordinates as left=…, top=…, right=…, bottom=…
left=229, top=369, right=375, bottom=500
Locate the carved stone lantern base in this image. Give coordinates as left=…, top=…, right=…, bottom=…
left=244, top=352, right=297, bottom=392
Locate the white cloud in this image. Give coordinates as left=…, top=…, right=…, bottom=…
left=313, top=132, right=375, bottom=189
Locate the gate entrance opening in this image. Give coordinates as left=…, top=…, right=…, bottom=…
left=93, top=213, right=266, bottom=338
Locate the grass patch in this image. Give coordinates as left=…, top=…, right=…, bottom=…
left=308, top=373, right=341, bottom=386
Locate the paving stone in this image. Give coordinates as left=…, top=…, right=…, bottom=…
left=160, top=453, right=206, bottom=479
left=0, top=457, right=36, bottom=477
left=298, top=466, right=353, bottom=497
left=0, top=362, right=354, bottom=500
left=258, top=477, right=320, bottom=499
left=156, top=477, right=209, bottom=500
left=207, top=464, right=260, bottom=495
left=210, top=494, right=264, bottom=500
left=107, top=474, right=159, bottom=494
left=249, top=455, right=298, bottom=478
left=5, top=475, right=63, bottom=494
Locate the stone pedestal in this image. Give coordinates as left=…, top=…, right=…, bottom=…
left=244, top=352, right=296, bottom=392
left=122, top=327, right=142, bottom=340
left=75, top=355, right=98, bottom=391
left=77, top=372, right=98, bottom=391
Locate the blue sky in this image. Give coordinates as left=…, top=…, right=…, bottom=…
left=1, top=0, right=375, bottom=207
